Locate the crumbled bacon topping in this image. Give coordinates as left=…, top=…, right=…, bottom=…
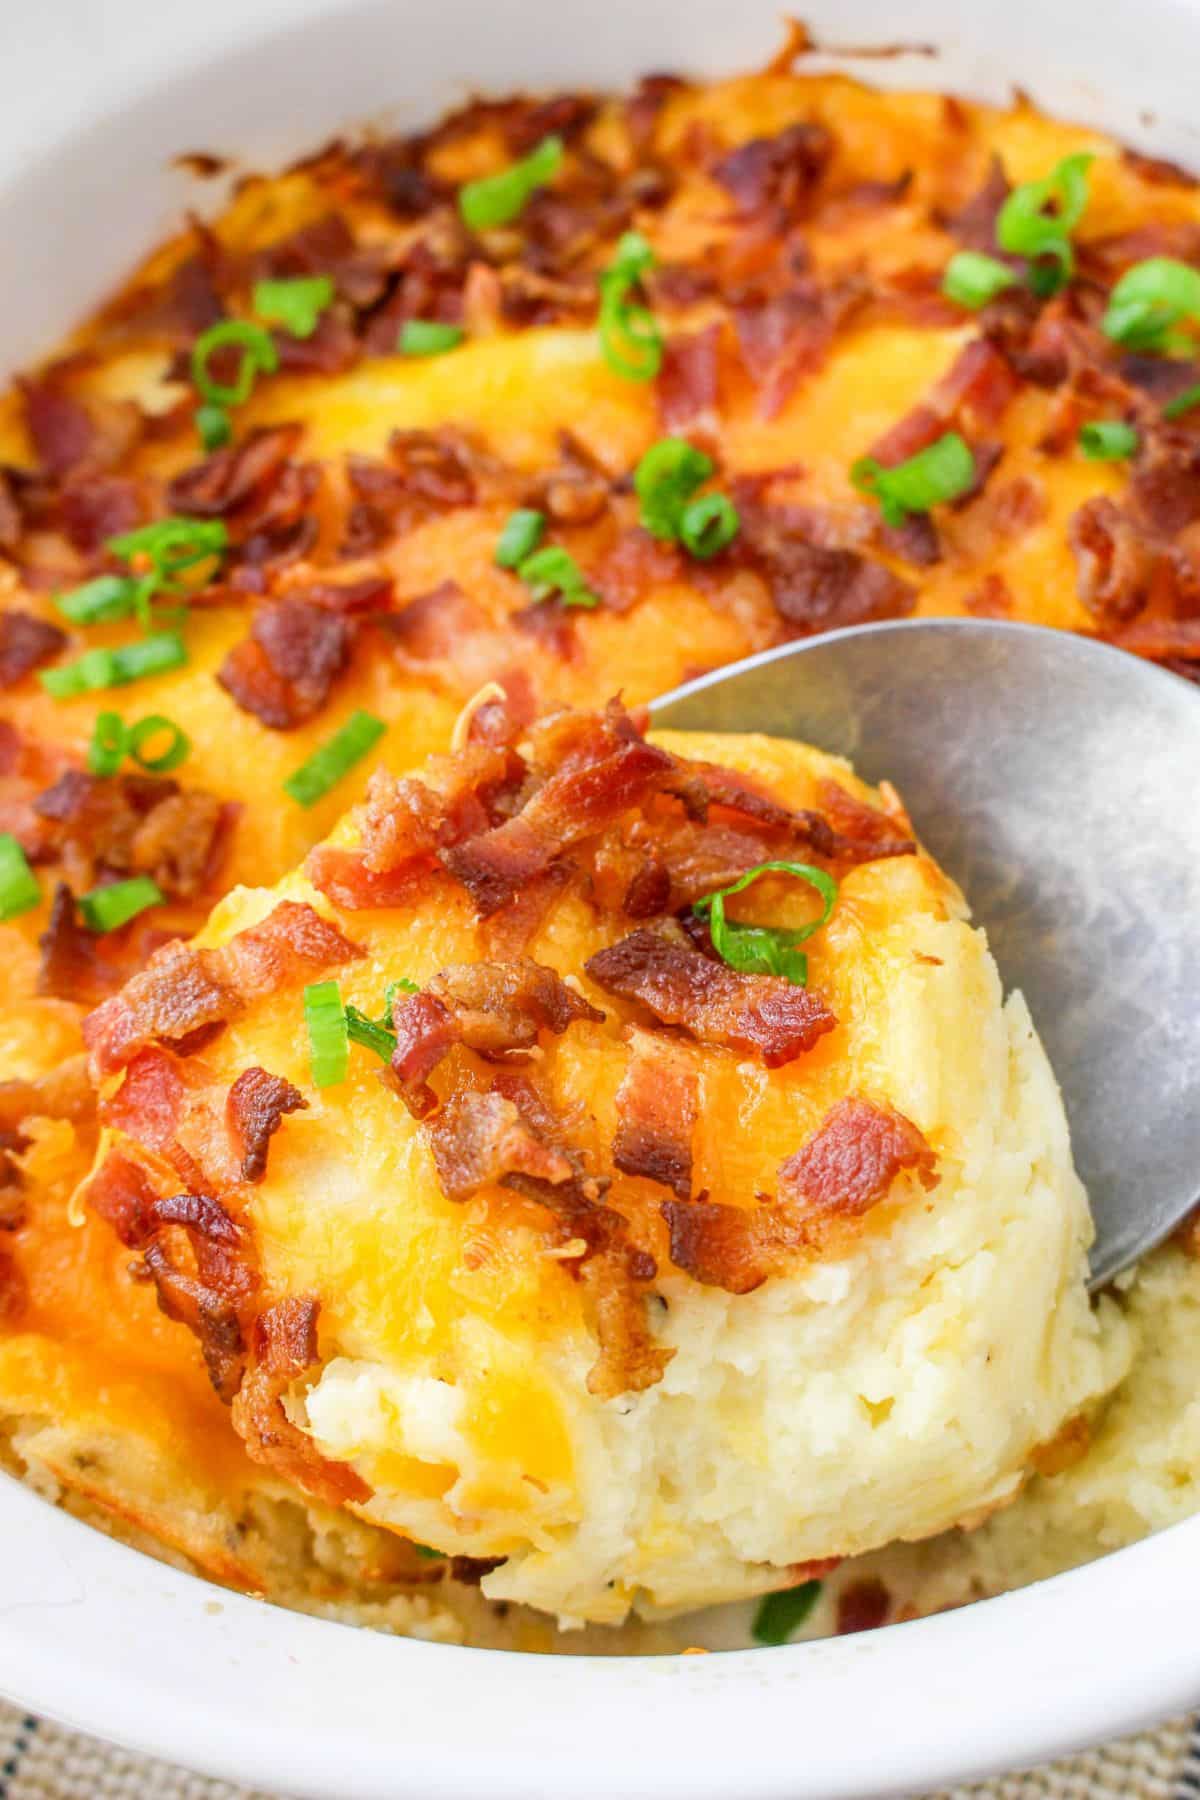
left=712, top=123, right=834, bottom=217
left=612, top=1027, right=698, bottom=1200
left=226, top=1066, right=308, bottom=1183
left=0, top=610, right=67, bottom=688
left=390, top=959, right=603, bottom=1118
left=663, top=1097, right=937, bottom=1292
left=33, top=768, right=231, bottom=901
left=585, top=920, right=836, bottom=1066
left=231, top=1295, right=372, bottom=1505
left=219, top=595, right=352, bottom=729
left=167, top=424, right=303, bottom=518
left=84, top=899, right=362, bottom=1077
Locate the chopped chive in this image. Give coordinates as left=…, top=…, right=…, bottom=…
left=494, top=508, right=545, bottom=569
left=107, top=518, right=228, bottom=587
left=78, top=875, right=164, bottom=933
left=517, top=545, right=599, bottom=609
left=413, top=1543, right=444, bottom=1561
left=39, top=631, right=188, bottom=699
left=399, top=319, right=465, bottom=357
left=851, top=431, right=976, bottom=528
left=598, top=231, right=663, bottom=382
left=253, top=274, right=335, bottom=339
left=942, top=250, right=1018, bottom=310
left=87, top=712, right=129, bottom=776
left=634, top=438, right=714, bottom=540
left=196, top=403, right=232, bottom=451
left=997, top=153, right=1093, bottom=296
left=679, top=491, right=739, bottom=559
left=304, top=979, right=349, bottom=1088
left=752, top=1580, right=823, bottom=1646
left=0, top=833, right=40, bottom=922
left=1079, top=419, right=1139, bottom=461
left=283, top=710, right=386, bottom=807
left=1101, top=257, right=1200, bottom=352
left=191, top=319, right=279, bottom=408
left=694, top=861, right=838, bottom=987
left=1164, top=381, right=1200, bottom=420
left=55, top=574, right=138, bottom=626
left=127, top=714, right=191, bottom=773
left=345, top=1005, right=397, bottom=1062
left=459, top=134, right=564, bottom=232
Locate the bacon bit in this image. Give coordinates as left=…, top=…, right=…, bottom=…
left=1130, top=429, right=1200, bottom=536
left=219, top=596, right=352, bottom=729
left=665, top=1097, right=935, bottom=1292
left=463, top=671, right=537, bottom=749
left=0, top=610, right=67, bottom=688
left=580, top=1242, right=673, bottom=1399
left=733, top=280, right=863, bottom=419
left=33, top=770, right=228, bottom=900
left=526, top=432, right=612, bottom=528
left=585, top=920, right=836, bottom=1067
left=624, top=72, right=686, bottom=148
left=304, top=845, right=435, bottom=911
left=940, top=156, right=1010, bottom=250
left=19, top=378, right=96, bottom=478
left=1109, top=616, right=1200, bottom=666
left=442, top=719, right=674, bottom=916
left=37, top=883, right=113, bottom=1004
left=0, top=1250, right=26, bottom=1325
left=593, top=528, right=683, bottom=613
left=867, top=404, right=944, bottom=468
left=815, top=779, right=916, bottom=861
left=0, top=1054, right=94, bottom=1135
left=779, top=1095, right=937, bottom=1215
left=255, top=211, right=392, bottom=310
left=58, top=476, right=142, bottom=552
left=511, top=601, right=579, bottom=661
left=836, top=1577, right=890, bottom=1635
left=712, top=123, right=833, bottom=217
left=232, top=1295, right=372, bottom=1504
left=167, top=423, right=302, bottom=518
left=272, top=312, right=360, bottom=376
left=387, top=427, right=496, bottom=510
left=612, top=1028, right=698, bottom=1200
left=657, top=324, right=721, bottom=435
left=139, top=1188, right=259, bottom=1401
left=226, top=1067, right=308, bottom=1183
left=0, top=471, right=22, bottom=552
left=425, top=1087, right=580, bottom=1199
left=84, top=899, right=362, bottom=1078
left=744, top=527, right=917, bottom=636
left=1068, top=496, right=1156, bottom=626
left=389, top=960, right=603, bottom=1118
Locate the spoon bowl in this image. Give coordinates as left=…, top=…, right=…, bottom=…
left=650, top=618, right=1200, bottom=1287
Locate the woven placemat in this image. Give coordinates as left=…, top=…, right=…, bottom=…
left=1, top=1700, right=1196, bottom=1800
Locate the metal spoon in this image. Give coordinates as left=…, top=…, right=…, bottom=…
left=650, top=617, right=1200, bottom=1288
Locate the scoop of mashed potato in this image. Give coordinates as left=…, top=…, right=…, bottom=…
left=84, top=703, right=1128, bottom=1625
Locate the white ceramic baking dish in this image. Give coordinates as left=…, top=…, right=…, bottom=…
left=3, top=1, right=1200, bottom=1793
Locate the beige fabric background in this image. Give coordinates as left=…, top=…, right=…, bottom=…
left=0, top=1701, right=1194, bottom=1800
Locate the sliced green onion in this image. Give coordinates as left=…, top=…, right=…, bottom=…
left=1079, top=419, right=1139, bottom=461
left=128, top=714, right=191, bottom=773
left=399, top=319, right=465, bottom=357
left=634, top=438, right=714, bottom=539
left=1101, top=257, right=1200, bottom=352
left=283, top=710, right=386, bottom=807
left=108, top=518, right=228, bottom=587
left=517, top=545, right=598, bottom=609
left=413, top=1543, right=444, bottom=1561
left=851, top=431, right=976, bottom=528
left=253, top=274, right=335, bottom=338
left=679, top=492, right=740, bottom=559
left=495, top=508, right=545, bottom=569
left=752, top=1581, right=823, bottom=1647
left=78, top=875, right=164, bottom=934
left=599, top=232, right=663, bottom=382
left=942, top=250, right=1018, bottom=309
left=345, top=1005, right=397, bottom=1062
left=196, top=403, right=232, bottom=451
left=87, top=712, right=129, bottom=776
left=0, top=833, right=40, bottom=922
left=459, top=134, right=564, bottom=232
left=191, top=319, right=279, bottom=408
left=997, top=153, right=1093, bottom=295
left=694, top=861, right=838, bottom=987
left=304, top=979, right=349, bottom=1088
left=1164, top=381, right=1200, bottom=420
left=55, top=574, right=138, bottom=626
left=39, top=632, right=188, bottom=699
